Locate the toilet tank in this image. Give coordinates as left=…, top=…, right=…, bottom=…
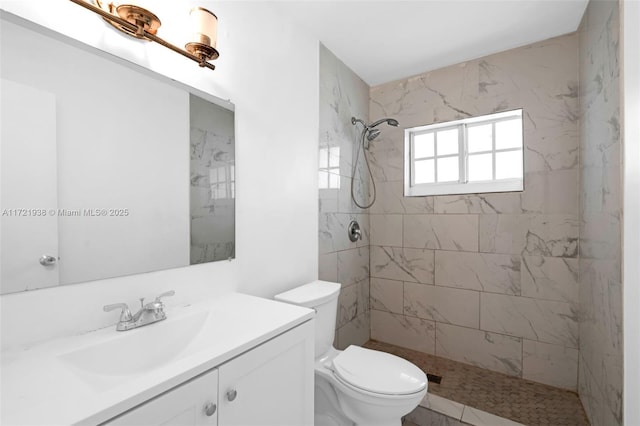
left=274, top=280, right=341, bottom=359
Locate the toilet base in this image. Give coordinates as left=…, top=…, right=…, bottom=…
left=315, top=413, right=344, bottom=426
left=315, top=373, right=354, bottom=426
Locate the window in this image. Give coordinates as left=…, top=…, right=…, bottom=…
left=405, top=109, right=524, bottom=196
left=319, top=146, right=340, bottom=189
left=209, top=165, right=235, bottom=199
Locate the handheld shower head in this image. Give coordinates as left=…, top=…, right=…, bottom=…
left=364, top=117, right=397, bottom=142
left=349, top=116, right=398, bottom=210
left=367, top=129, right=381, bottom=141
left=369, top=117, right=399, bottom=128
left=351, top=117, right=399, bottom=129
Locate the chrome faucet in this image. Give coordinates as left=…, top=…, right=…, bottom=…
left=104, top=290, right=175, bottom=331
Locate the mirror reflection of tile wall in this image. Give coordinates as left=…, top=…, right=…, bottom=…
left=189, top=94, right=236, bottom=264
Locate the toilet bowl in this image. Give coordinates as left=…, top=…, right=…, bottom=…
left=275, top=280, right=427, bottom=426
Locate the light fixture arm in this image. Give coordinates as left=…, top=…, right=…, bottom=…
left=69, top=0, right=217, bottom=70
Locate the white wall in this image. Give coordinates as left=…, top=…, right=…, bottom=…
left=623, top=1, right=640, bottom=424
left=0, top=1, right=319, bottom=349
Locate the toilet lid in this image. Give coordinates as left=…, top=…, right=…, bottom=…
left=331, top=346, right=427, bottom=395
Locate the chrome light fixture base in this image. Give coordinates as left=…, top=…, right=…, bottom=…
left=185, top=42, right=220, bottom=66
left=95, top=1, right=161, bottom=40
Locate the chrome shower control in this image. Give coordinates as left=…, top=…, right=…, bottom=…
left=348, top=220, right=362, bottom=242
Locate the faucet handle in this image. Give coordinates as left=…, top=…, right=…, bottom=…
left=155, top=290, right=175, bottom=302
left=103, top=303, right=133, bottom=322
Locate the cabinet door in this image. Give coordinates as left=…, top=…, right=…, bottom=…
left=106, top=369, right=219, bottom=426
left=218, top=321, right=314, bottom=426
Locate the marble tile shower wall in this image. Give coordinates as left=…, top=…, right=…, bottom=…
left=368, top=34, right=581, bottom=391
left=578, top=1, right=622, bottom=425
left=318, top=44, right=371, bottom=349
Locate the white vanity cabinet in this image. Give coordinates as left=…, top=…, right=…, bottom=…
left=106, top=369, right=219, bottom=426
left=1, top=293, right=315, bottom=425
left=105, top=321, right=313, bottom=426
left=217, top=318, right=312, bottom=426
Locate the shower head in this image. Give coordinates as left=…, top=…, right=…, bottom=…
left=352, top=116, right=398, bottom=144
left=351, top=116, right=399, bottom=129
left=369, top=118, right=399, bottom=128
left=367, top=129, right=381, bottom=141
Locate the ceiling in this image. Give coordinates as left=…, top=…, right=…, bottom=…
left=273, top=0, right=589, bottom=86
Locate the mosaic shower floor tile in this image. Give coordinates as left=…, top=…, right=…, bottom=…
left=364, top=340, right=589, bottom=426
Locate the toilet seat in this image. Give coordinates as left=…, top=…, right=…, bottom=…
left=331, top=346, right=427, bottom=396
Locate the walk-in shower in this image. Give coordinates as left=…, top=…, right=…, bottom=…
left=350, top=116, right=399, bottom=209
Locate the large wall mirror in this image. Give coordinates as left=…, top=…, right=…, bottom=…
left=0, top=15, right=235, bottom=294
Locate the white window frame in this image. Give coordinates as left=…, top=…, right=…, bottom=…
left=209, top=164, right=235, bottom=199
left=319, top=146, right=340, bottom=189
left=404, top=109, right=524, bottom=197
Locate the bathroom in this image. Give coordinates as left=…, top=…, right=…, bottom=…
left=0, top=0, right=638, bottom=425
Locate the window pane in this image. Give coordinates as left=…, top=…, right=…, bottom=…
left=328, top=146, right=340, bottom=167
left=436, top=128, right=459, bottom=155
left=414, top=132, right=434, bottom=158
left=318, top=170, right=328, bottom=189
left=319, top=147, right=328, bottom=167
left=468, top=153, right=493, bottom=181
left=414, top=159, right=435, bottom=184
left=496, top=150, right=523, bottom=179
left=328, top=172, right=340, bottom=189
left=468, top=123, right=493, bottom=153
left=437, top=156, right=459, bottom=182
left=495, top=119, right=522, bottom=150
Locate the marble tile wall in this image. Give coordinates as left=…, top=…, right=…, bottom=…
left=578, top=1, right=623, bottom=424
left=368, top=34, right=581, bottom=390
left=319, top=44, right=371, bottom=349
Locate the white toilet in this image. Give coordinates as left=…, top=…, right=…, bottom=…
left=275, top=280, right=427, bottom=426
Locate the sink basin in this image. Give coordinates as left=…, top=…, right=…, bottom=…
left=59, top=310, right=209, bottom=389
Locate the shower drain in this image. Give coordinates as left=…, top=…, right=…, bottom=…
left=426, top=373, right=442, bottom=384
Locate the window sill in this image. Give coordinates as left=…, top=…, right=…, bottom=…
left=404, top=179, right=523, bottom=197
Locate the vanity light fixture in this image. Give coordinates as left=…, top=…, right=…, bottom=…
left=69, top=0, right=220, bottom=70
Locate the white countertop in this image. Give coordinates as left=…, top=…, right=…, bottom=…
left=1, top=293, right=314, bottom=425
